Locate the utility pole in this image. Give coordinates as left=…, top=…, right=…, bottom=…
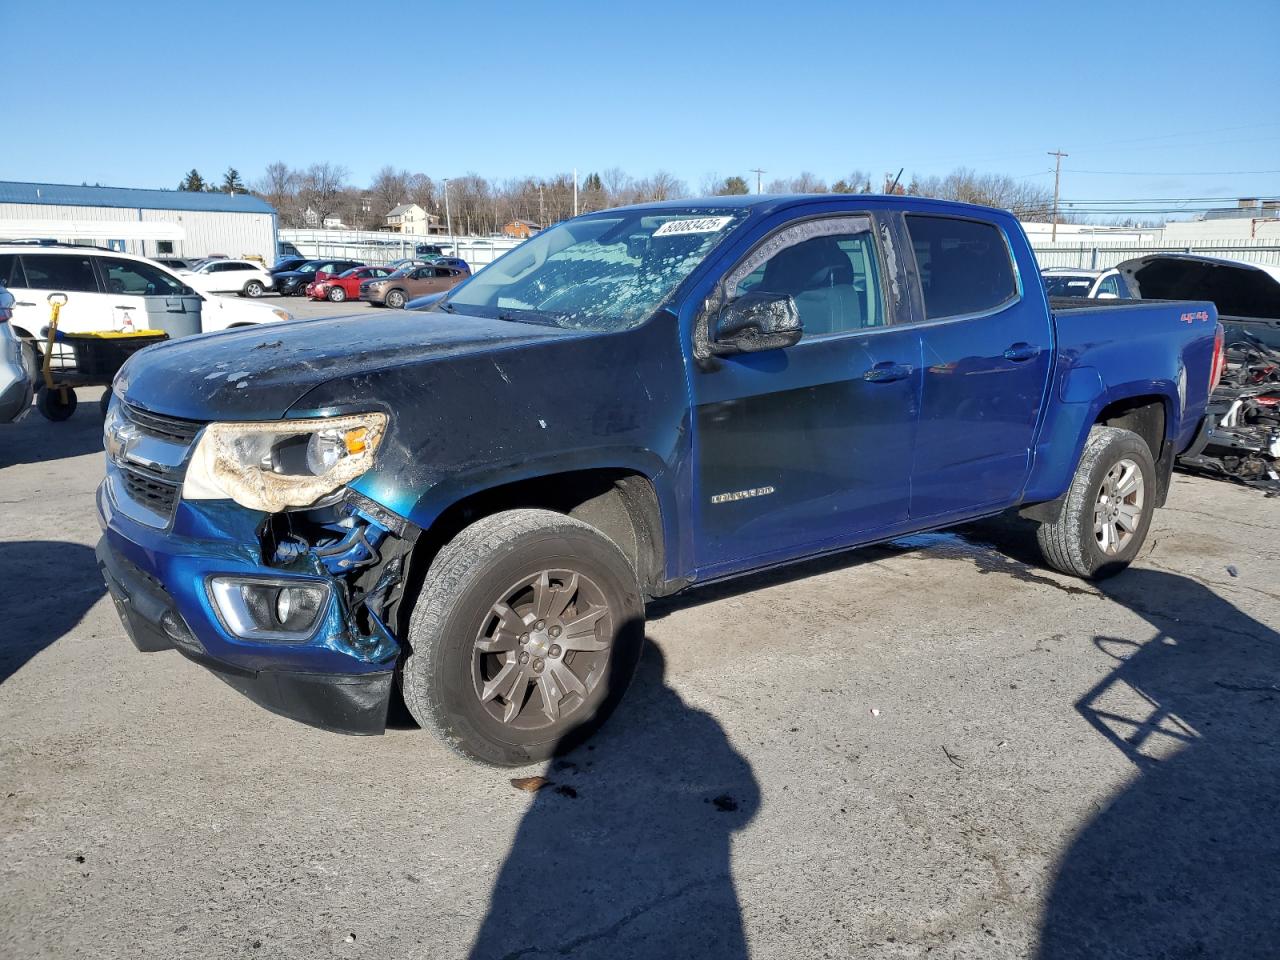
left=442, top=178, right=453, bottom=240
left=1048, top=149, right=1068, bottom=241
left=750, top=168, right=765, bottom=195
left=573, top=167, right=579, bottom=217
left=538, top=184, right=545, bottom=228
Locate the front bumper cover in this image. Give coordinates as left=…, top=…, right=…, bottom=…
left=96, top=534, right=393, bottom=736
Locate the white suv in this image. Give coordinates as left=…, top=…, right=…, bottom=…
left=180, top=258, right=276, bottom=298
left=0, top=244, right=292, bottom=348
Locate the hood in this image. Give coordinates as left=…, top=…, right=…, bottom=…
left=117, top=311, right=583, bottom=421
left=1117, top=254, right=1280, bottom=320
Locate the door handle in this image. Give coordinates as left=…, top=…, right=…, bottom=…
left=1003, top=342, right=1040, bottom=362
left=16, top=301, right=36, bottom=307
left=862, top=361, right=914, bottom=383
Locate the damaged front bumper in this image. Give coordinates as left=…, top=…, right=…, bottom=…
left=96, top=468, right=415, bottom=735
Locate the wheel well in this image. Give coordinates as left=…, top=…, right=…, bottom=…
left=394, top=469, right=665, bottom=635
left=1095, top=396, right=1166, bottom=460
left=1095, top=394, right=1174, bottom=506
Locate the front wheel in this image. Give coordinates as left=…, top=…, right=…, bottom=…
left=1035, top=425, right=1156, bottom=580
left=385, top=289, right=407, bottom=309
left=243, top=280, right=265, bottom=298
left=400, top=509, right=645, bottom=766
left=327, top=286, right=347, bottom=302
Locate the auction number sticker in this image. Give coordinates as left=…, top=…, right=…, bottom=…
left=653, top=216, right=734, bottom=237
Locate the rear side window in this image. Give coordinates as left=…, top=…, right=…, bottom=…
left=0, top=253, right=25, bottom=288
left=906, top=215, right=1017, bottom=320
left=19, top=254, right=100, bottom=293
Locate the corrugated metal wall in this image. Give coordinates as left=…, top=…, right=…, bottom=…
left=0, top=203, right=275, bottom=261
left=1033, top=238, right=1280, bottom=269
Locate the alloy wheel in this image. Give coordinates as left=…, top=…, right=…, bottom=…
left=1094, top=458, right=1144, bottom=555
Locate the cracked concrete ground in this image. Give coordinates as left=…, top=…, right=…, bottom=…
left=1, top=392, right=1277, bottom=959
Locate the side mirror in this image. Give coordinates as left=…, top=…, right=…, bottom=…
left=710, top=291, right=802, bottom=355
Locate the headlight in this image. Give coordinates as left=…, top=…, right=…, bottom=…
left=183, top=413, right=387, bottom=512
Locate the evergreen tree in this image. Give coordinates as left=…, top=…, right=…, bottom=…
left=178, top=169, right=206, bottom=191
left=720, top=176, right=750, bottom=195
left=221, top=167, right=247, bottom=194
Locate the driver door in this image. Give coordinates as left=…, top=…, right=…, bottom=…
left=690, top=215, right=921, bottom=575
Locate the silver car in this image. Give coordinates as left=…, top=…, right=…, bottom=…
left=0, top=284, right=34, bottom=422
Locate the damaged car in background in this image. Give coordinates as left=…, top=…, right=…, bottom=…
left=1116, top=254, right=1280, bottom=489
left=97, top=195, right=1222, bottom=766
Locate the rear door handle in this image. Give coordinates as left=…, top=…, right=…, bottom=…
left=862, top=361, right=915, bottom=383
left=16, top=301, right=35, bottom=307
left=1004, top=342, right=1041, bottom=362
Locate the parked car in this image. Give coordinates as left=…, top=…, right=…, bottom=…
left=0, top=244, right=293, bottom=350
left=273, top=259, right=365, bottom=296
left=278, top=240, right=304, bottom=259
left=97, top=195, right=1221, bottom=764
left=1041, top=267, right=1126, bottom=299
left=383, top=258, right=433, bottom=272
left=415, top=243, right=446, bottom=257
left=1112, top=254, right=1280, bottom=488
left=361, top=264, right=468, bottom=307
left=309, top=266, right=396, bottom=303
left=0, top=284, right=34, bottom=422
left=153, top=257, right=200, bottom=272
left=180, top=258, right=276, bottom=297
left=434, top=257, right=471, bottom=273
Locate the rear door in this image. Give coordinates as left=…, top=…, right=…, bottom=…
left=9, top=252, right=110, bottom=337
left=903, top=213, right=1054, bottom=518
left=97, top=257, right=200, bottom=336
left=691, top=213, right=921, bottom=574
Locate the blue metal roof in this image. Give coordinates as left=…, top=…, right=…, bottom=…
left=0, top=180, right=275, bottom=214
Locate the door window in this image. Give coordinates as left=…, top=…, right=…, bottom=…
left=101, top=258, right=187, bottom=296
left=730, top=217, right=883, bottom=335
left=19, top=254, right=100, bottom=293
left=905, top=215, right=1017, bottom=319
left=1096, top=273, right=1124, bottom=297
left=0, top=253, right=26, bottom=289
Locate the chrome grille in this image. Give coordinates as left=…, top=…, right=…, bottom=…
left=122, top=402, right=203, bottom=445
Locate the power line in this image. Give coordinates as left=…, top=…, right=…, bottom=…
left=1065, top=168, right=1280, bottom=176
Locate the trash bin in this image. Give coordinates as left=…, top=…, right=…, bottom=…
left=143, top=294, right=202, bottom=338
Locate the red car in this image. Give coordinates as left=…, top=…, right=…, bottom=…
left=308, top=266, right=395, bottom=302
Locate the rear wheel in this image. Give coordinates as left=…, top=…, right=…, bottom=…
left=242, top=280, right=265, bottom=298
left=1035, top=425, right=1155, bottom=579
left=36, top=387, right=77, bottom=421
left=327, top=286, right=347, bottom=302
left=400, top=509, right=645, bottom=766
left=385, top=289, right=407, bottom=309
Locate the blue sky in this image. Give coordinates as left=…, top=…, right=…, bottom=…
left=6, top=0, right=1278, bottom=215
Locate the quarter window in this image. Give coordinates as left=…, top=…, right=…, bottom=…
left=906, top=215, right=1017, bottom=319
left=0, top=253, right=26, bottom=289
left=19, top=254, right=100, bottom=293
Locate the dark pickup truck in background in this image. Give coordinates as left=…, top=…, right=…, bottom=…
left=96, top=195, right=1222, bottom=765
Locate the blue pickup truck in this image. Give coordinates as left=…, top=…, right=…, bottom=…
left=96, top=195, right=1223, bottom=764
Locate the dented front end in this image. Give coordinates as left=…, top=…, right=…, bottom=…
left=96, top=398, right=418, bottom=735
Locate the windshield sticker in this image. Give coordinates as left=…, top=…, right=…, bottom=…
left=653, top=216, right=734, bottom=238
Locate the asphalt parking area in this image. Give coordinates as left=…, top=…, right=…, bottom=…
left=1, top=401, right=1276, bottom=959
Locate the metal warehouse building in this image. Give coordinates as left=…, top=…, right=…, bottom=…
left=0, top=181, right=277, bottom=262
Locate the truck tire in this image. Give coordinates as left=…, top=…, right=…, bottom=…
left=1035, top=425, right=1156, bottom=580
left=400, top=509, right=645, bottom=766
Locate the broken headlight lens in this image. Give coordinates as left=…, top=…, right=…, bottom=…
left=183, top=413, right=387, bottom=512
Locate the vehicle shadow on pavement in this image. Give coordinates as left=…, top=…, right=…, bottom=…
left=0, top=540, right=104, bottom=683
left=0, top=396, right=105, bottom=467
left=1037, top=568, right=1280, bottom=958
left=466, top=641, right=760, bottom=960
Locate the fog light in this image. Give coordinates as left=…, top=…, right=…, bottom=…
left=208, top=577, right=330, bottom=641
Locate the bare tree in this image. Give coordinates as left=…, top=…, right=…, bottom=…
left=297, top=162, right=350, bottom=227
left=907, top=167, right=1054, bottom=219
left=369, top=166, right=410, bottom=222
left=832, top=170, right=874, bottom=193
left=253, top=161, right=300, bottom=225
left=407, top=173, right=435, bottom=219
